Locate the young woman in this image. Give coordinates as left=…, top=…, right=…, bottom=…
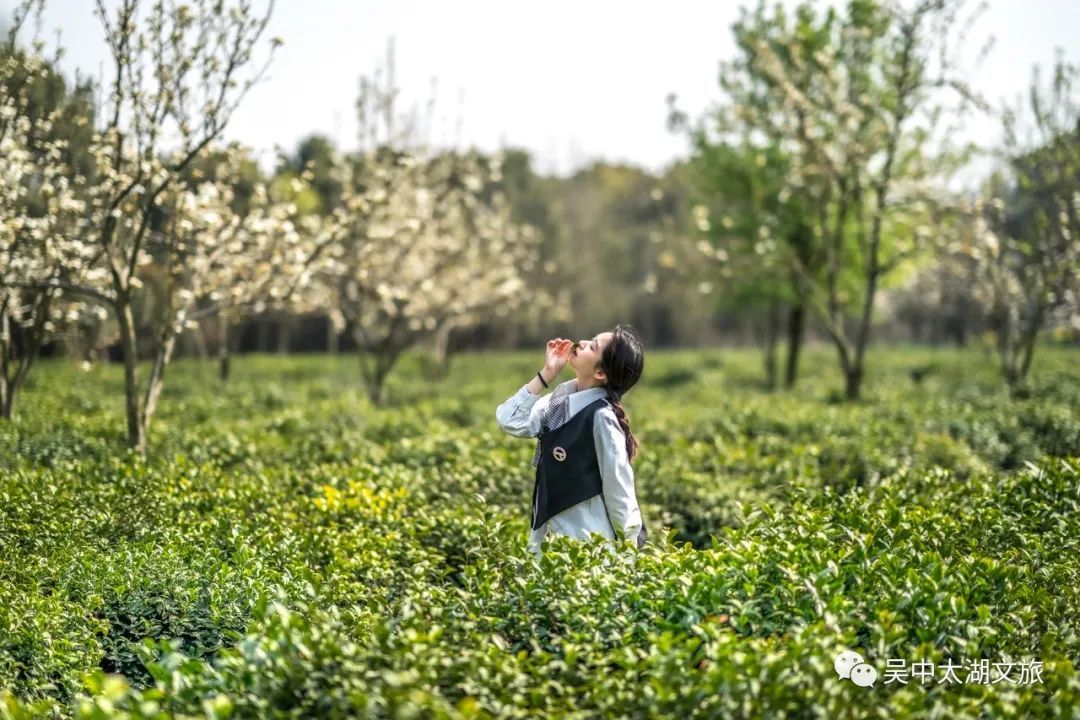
left=495, top=324, right=647, bottom=559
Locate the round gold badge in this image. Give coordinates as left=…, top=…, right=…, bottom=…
left=552, top=446, right=567, bottom=461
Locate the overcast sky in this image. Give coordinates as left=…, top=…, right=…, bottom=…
left=6, top=1, right=1080, bottom=179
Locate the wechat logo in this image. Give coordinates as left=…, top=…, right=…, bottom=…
left=835, top=649, right=878, bottom=688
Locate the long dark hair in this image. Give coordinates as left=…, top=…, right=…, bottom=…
left=597, top=323, right=645, bottom=462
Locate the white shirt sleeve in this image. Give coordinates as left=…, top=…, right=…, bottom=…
left=495, top=383, right=551, bottom=438
left=594, top=406, right=642, bottom=543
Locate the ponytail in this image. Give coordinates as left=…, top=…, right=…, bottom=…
left=603, top=385, right=639, bottom=462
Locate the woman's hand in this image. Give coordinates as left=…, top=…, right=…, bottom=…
left=544, top=338, right=574, bottom=376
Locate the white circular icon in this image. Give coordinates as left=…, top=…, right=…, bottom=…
left=834, top=650, right=864, bottom=679
left=552, top=446, right=567, bottom=461
left=850, top=663, right=878, bottom=687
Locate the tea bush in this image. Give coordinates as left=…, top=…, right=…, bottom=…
left=0, top=346, right=1077, bottom=718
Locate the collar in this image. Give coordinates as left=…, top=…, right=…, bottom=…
left=553, top=379, right=609, bottom=420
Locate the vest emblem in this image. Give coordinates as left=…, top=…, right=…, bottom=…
left=552, top=446, right=567, bottom=461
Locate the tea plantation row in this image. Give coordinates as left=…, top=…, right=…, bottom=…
left=1, top=347, right=1077, bottom=718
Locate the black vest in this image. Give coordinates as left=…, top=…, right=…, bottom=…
left=531, top=397, right=647, bottom=548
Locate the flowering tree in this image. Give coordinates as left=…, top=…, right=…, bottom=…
left=8, top=0, right=279, bottom=452
left=308, top=47, right=551, bottom=404
left=967, top=53, right=1080, bottom=388
left=130, top=147, right=327, bottom=414
left=167, top=146, right=334, bottom=382
left=707, top=0, right=985, bottom=399
left=0, top=6, right=101, bottom=419
left=323, top=147, right=542, bottom=404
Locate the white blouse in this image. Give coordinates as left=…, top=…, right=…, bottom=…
left=495, top=378, right=643, bottom=559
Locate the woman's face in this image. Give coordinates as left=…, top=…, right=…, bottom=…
left=569, top=331, right=613, bottom=377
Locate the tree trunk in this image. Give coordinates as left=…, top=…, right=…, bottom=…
left=366, top=368, right=388, bottom=405
left=277, top=313, right=292, bottom=355
left=995, top=303, right=1029, bottom=390
left=762, top=302, right=780, bottom=390
left=256, top=315, right=270, bottom=353
left=844, top=365, right=863, bottom=401
left=359, top=347, right=394, bottom=405
left=6, top=348, right=37, bottom=421
left=0, top=292, right=50, bottom=420
left=1018, top=336, right=1037, bottom=381
left=218, top=316, right=232, bottom=383
left=142, top=325, right=179, bottom=438
left=0, top=301, right=11, bottom=420
left=1016, top=303, right=1045, bottom=384
left=354, top=328, right=381, bottom=405
left=190, top=323, right=208, bottom=360
left=425, top=320, right=457, bottom=381
left=116, top=298, right=146, bottom=454
left=352, top=315, right=413, bottom=406
left=952, top=316, right=967, bottom=348
left=357, top=343, right=401, bottom=406
left=784, top=303, right=804, bottom=389
left=1000, top=347, right=1019, bottom=387
left=326, top=316, right=340, bottom=355
left=1002, top=309, right=1042, bottom=392
left=0, top=381, right=11, bottom=419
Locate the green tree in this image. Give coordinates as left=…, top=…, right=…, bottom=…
left=700, top=0, right=985, bottom=399
left=970, top=52, right=1080, bottom=389
left=670, top=108, right=817, bottom=387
